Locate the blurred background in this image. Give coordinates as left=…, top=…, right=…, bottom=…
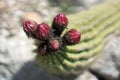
left=0, top=0, right=120, bottom=80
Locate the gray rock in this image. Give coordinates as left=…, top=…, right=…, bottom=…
left=76, top=0, right=103, bottom=7
left=0, top=29, right=35, bottom=80
left=75, top=71, right=98, bottom=80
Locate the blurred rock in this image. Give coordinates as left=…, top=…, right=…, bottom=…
left=49, top=0, right=103, bottom=13
left=0, top=29, right=35, bottom=80
left=0, top=0, right=7, bottom=10
left=21, top=12, right=42, bottom=23
left=76, top=0, right=103, bottom=8
left=35, top=0, right=60, bottom=21
left=75, top=71, right=98, bottom=80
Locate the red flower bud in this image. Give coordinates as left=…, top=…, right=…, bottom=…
left=48, top=39, right=60, bottom=51
left=63, top=29, right=81, bottom=45
left=23, top=20, right=37, bottom=37
left=36, top=23, right=50, bottom=40
left=38, top=43, right=46, bottom=56
left=52, top=13, right=68, bottom=36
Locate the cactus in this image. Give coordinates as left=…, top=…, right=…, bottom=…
left=25, top=0, right=120, bottom=74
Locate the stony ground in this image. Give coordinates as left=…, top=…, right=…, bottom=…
left=0, top=0, right=120, bottom=80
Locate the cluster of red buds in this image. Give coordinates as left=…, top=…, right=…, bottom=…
left=23, top=13, right=81, bottom=56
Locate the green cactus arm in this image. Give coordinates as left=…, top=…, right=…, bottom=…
left=36, top=0, right=120, bottom=74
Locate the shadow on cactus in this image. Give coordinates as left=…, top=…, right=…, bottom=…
left=22, top=13, right=81, bottom=74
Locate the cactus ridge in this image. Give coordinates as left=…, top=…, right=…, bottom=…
left=36, top=0, right=120, bottom=74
